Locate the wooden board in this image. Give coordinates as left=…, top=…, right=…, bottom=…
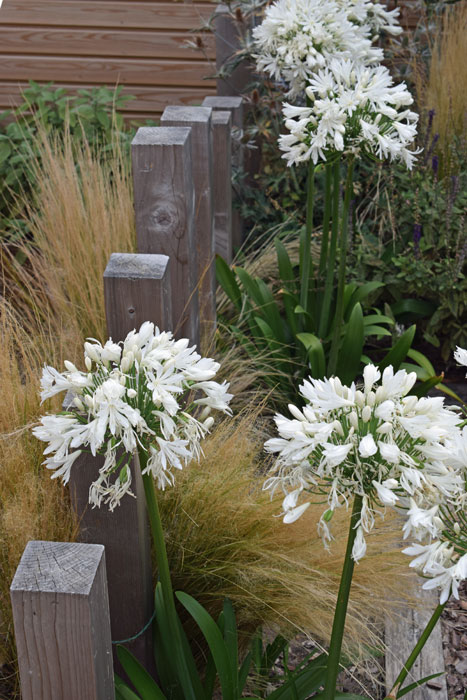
left=0, top=55, right=215, bottom=88
left=0, top=0, right=214, bottom=31
left=0, top=27, right=215, bottom=60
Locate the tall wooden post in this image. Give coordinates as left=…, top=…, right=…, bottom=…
left=132, top=126, right=199, bottom=345
left=67, top=253, right=175, bottom=676
left=203, top=96, right=244, bottom=250
left=215, top=4, right=253, bottom=97
left=11, top=541, right=114, bottom=700
left=160, top=106, right=215, bottom=346
left=210, top=110, right=232, bottom=262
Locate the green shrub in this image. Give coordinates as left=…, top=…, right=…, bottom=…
left=0, top=82, right=135, bottom=239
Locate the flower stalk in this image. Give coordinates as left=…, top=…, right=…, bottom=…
left=299, top=159, right=315, bottom=314
left=319, top=159, right=341, bottom=339
left=323, top=494, right=363, bottom=700
left=328, top=157, right=355, bottom=376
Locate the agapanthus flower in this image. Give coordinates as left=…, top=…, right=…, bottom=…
left=341, top=0, right=402, bottom=38
left=33, top=322, right=233, bottom=510
left=263, top=364, right=465, bottom=586
left=454, top=346, right=467, bottom=373
left=253, top=0, right=385, bottom=97
left=278, top=59, right=419, bottom=167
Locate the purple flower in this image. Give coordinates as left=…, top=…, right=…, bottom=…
left=413, top=223, right=422, bottom=258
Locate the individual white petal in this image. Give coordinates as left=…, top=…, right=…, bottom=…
left=358, top=434, right=377, bottom=457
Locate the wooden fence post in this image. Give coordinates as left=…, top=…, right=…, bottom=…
left=67, top=253, right=176, bottom=677
left=132, top=126, right=199, bottom=345
left=104, top=253, right=172, bottom=334
left=203, top=96, right=244, bottom=250
left=215, top=4, right=254, bottom=97
left=10, top=541, right=114, bottom=700
left=210, top=110, right=232, bottom=262
left=160, top=106, right=215, bottom=346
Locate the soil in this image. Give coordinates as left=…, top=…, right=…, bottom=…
left=442, top=580, right=467, bottom=700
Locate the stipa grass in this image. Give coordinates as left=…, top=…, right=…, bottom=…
left=159, top=408, right=416, bottom=660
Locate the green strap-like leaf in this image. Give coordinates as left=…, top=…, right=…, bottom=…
left=215, top=256, right=242, bottom=311
left=116, top=646, right=166, bottom=700
left=176, top=591, right=234, bottom=700
left=396, top=671, right=445, bottom=697
left=336, top=302, right=364, bottom=385
left=378, top=325, right=416, bottom=371
left=297, top=332, right=326, bottom=379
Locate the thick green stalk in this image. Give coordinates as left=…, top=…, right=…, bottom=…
left=318, top=163, right=333, bottom=279
left=299, top=159, right=315, bottom=314
left=139, top=449, right=197, bottom=700
left=322, top=494, right=363, bottom=700
left=387, top=602, right=447, bottom=698
left=327, top=158, right=355, bottom=376
left=318, top=160, right=340, bottom=339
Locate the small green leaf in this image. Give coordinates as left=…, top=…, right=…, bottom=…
left=396, top=671, right=444, bottom=697
left=116, top=645, right=166, bottom=699
left=216, top=256, right=242, bottom=311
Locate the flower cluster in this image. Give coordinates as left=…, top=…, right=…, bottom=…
left=263, top=363, right=467, bottom=602
left=252, top=0, right=385, bottom=97
left=33, top=322, right=233, bottom=510
left=278, top=60, right=419, bottom=167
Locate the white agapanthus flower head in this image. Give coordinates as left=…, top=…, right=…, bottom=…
left=278, top=59, right=419, bottom=167
left=263, top=363, right=467, bottom=601
left=341, top=0, right=403, bottom=38
left=253, top=0, right=386, bottom=97
left=33, top=322, right=233, bottom=510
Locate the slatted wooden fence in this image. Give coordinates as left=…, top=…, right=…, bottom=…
left=0, top=0, right=217, bottom=120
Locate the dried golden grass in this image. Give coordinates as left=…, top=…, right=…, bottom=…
left=160, top=408, right=416, bottom=660
left=416, top=2, right=467, bottom=163
left=3, top=125, right=136, bottom=343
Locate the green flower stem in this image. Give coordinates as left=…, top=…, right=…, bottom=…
left=319, top=159, right=341, bottom=339
left=322, top=493, right=363, bottom=700
left=318, top=163, right=333, bottom=279
left=327, top=158, right=355, bottom=377
left=139, top=449, right=197, bottom=700
left=299, top=159, right=315, bottom=314
left=387, top=601, right=447, bottom=698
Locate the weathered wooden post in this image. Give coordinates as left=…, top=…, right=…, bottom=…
left=10, top=541, right=114, bottom=700
left=67, top=253, right=173, bottom=676
left=210, top=110, right=232, bottom=262
left=215, top=4, right=254, bottom=97
left=132, top=126, right=199, bottom=346
left=160, top=107, right=215, bottom=346
left=104, top=252, right=172, bottom=334
left=203, top=95, right=244, bottom=250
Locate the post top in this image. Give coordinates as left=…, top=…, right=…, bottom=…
left=161, top=105, right=212, bottom=125
left=202, top=96, right=243, bottom=110
left=212, top=111, right=231, bottom=126
left=132, top=126, right=191, bottom=147
left=104, top=253, right=170, bottom=280
left=10, top=541, right=105, bottom=596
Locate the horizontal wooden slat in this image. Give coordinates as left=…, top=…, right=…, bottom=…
left=0, top=1, right=214, bottom=30
left=0, top=55, right=216, bottom=87
left=0, top=28, right=215, bottom=60
left=0, top=82, right=217, bottom=119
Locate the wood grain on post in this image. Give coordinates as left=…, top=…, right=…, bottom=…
left=104, top=253, right=172, bottom=335
left=210, top=111, right=232, bottom=262
left=215, top=4, right=253, bottom=97
left=203, top=96, right=244, bottom=250
left=132, top=126, right=200, bottom=345
left=160, top=106, right=215, bottom=346
left=10, top=540, right=114, bottom=700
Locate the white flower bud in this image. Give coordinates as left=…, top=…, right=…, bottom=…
left=85, top=356, right=92, bottom=371
left=289, top=403, right=304, bottom=421
left=454, top=522, right=461, bottom=535
left=366, top=391, right=376, bottom=407
left=84, top=342, right=100, bottom=363
left=332, top=419, right=344, bottom=437
left=73, top=396, right=85, bottom=411
left=203, top=416, right=215, bottom=431
left=119, top=375, right=126, bottom=386
left=355, top=390, right=365, bottom=408
left=375, top=386, right=385, bottom=403
left=349, top=411, right=359, bottom=430
left=84, top=394, right=94, bottom=408
left=64, top=360, right=78, bottom=373
left=199, top=406, right=212, bottom=421
left=376, top=422, right=392, bottom=435
left=362, top=405, right=372, bottom=423
left=127, top=388, right=137, bottom=399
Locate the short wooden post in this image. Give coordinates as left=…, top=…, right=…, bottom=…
left=160, top=106, right=215, bottom=345
left=215, top=4, right=253, bottom=97
left=104, top=253, right=172, bottom=335
left=203, top=96, right=244, bottom=250
left=132, top=126, right=199, bottom=345
left=210, top=110, right=232, bottom=262
left=10, top=541, right=114, bottom=700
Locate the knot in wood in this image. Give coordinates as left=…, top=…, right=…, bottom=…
left=149, top=200, right=184, bottom=238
